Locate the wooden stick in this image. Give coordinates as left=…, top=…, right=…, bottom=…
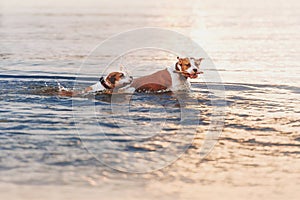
left=173, top=71, right=204, bottom=74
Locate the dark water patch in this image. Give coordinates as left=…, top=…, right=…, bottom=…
left=4, top=119, right=66, bottom=125
left=78, top=138, right=107, bottom=143
left=0, top=106, right=11, bottom=113
left=27, top=113, right=60, bottom=119
left=210, top=99, right=227, bottom=107
left=60, top=136, right=82, bottom=142
left=124, top=145, right=156, bottom=152
left=226, top=123, right=277, bottom=132
left=0, top=53, right=13, bottom=59
left=129, top=117, right=151, bottom=122
left=1, top=125, right=73, bottom=132
left=110, top=138, right=134, bottom=143
left=162, top=128, right=179, bottom=131
left=282, top=151, right=300, bottom=155
left=50, top=107, right=73, bottom=112
left=57, top=141, right=82, bottom=147
left=223, top=84, right=256, bottom=91
left=295, top=137, right=300, bottom=142
left=93, top=94, right=114, bottom=103
left=221, top=137, right=300, bottom=148
left=0, top=74, right=76, bottom=81
left=226, top=95, right=267, bottom=103
left=241, top=163, right=260, bottom=167
left=46, top=158, right=99, bottom=167
left=0, top=119, right=11, bottom=123
left=100, top=133, right=124, bottom=137
left=237, top=114, right=250, bottom=117
left=197, top=120, right=210, bottom=126
left=220, top=137, right=251, bottom=144
left=0, top=125, right=29, bottom=131
left=244, top=139, right=300, bottom=147
left=98, top=121, right=120, bottom=129
left=1, top=131, right=33, bottom=136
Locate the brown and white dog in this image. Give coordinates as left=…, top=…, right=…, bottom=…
left=58, top=71, right=133, bottom=96
left=121, top=57, right=204, bottom=93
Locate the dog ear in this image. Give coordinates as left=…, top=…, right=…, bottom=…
left=120, top=65, right=124, bottom=71
left=197, top=58, right=204, bottom=64
left=177, top=56, right=183, bottom=64
left=193, top=58, right=204, bottom=66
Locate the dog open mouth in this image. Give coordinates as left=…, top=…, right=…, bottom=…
left=182, top=71, right=203, bottom=79
left=189, top=73, right=198, bottom=79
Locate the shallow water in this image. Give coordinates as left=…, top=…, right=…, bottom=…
left=0, top=0, right=299, bottom=199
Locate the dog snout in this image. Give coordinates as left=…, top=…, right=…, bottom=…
left=193, top=68, right=198, bottom=73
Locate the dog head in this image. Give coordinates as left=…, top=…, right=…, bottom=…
left=175, top=57, right=204, bottom=78
left=105, top=71, right=133, bottom=89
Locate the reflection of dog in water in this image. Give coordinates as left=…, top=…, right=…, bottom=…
left=58, top=71, right=133, bottom=97
left=58, top=56, right=204, bottom=96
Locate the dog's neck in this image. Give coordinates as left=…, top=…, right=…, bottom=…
left=89, top=76, right=112, bottom=92
left=99, top=76, right=113, bottom=89
left=175, top=62, right=181, bottom=71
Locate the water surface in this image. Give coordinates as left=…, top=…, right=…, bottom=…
left=0, top=0, right=299, bottom=199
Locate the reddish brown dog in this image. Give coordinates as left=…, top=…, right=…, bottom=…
left=123, top=57, right=204, bottom=92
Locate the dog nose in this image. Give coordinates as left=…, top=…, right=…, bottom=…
left=193, top=68, right=198, bottom=72
left=130, top=76, right=133, bottom=79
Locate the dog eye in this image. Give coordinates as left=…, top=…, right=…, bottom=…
left=119, top=73, right=124, bottom=77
